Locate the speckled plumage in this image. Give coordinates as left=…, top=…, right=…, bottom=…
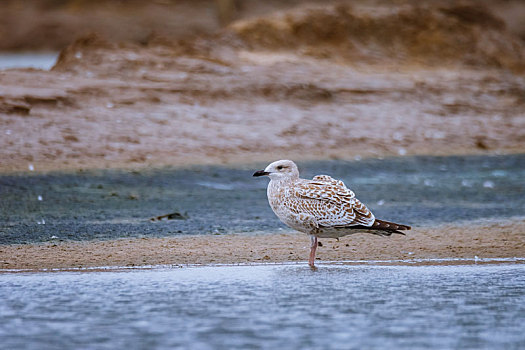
left=254, top=160, right=411, bottom=266
left=264, top=161, right=375, bottom=238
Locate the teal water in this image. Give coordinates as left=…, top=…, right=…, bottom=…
left=1, top=154, right=524, bottom=244
left=1, top=264, right=524, bottom=350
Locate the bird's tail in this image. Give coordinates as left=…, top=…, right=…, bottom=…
left=371, top=219, right=411, bottom=235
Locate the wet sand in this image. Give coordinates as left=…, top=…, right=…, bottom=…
left=1, top=219, right=524, bottom=271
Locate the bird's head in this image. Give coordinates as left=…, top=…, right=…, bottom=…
left=253, top=159, right=299, bottom=181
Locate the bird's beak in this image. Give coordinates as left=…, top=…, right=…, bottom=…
left=253, top=170, right=270, bottom=177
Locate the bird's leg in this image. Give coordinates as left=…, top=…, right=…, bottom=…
left=309, top=235, right=318, bottom=267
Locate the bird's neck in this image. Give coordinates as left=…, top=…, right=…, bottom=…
left=269, top=176, right=296, bottom=187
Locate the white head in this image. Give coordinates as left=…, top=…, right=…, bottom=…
left=253, top=159, right=300, bottom=181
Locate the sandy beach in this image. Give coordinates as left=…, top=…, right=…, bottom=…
left=3, top=4, right=525, bottom=350
left=1, top=219, right=523, bottom=271
left=1, top=1, right=525, bottom=272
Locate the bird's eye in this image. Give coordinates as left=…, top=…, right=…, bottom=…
left=277, top=165, right=284, bottom=170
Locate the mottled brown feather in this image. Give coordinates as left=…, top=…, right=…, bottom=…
left=261, top=160, right=411, bottom=238
left=292, top=175, right=376, bottom=227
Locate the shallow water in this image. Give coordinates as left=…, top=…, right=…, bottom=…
left=1, top=264, right=524, bottom=350
left=1, top=154, right=524, bottom=244
left=0, top=53, right=58, bottom=70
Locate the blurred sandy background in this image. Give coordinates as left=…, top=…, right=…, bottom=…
left=1, top=1, right=525, bottom=269
left=2, top=0, right=525, bottom=52
left=0, top=0, right=524, bottom=172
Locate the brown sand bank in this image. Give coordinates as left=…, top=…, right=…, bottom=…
left=1, top=3, right=525, bottom=173
left=1, top=219, right=524, bottom=272
left=2, top=0, right=525, bottom=52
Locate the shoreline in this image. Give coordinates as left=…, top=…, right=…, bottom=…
left=3, top=258, right=525, bottom=274
left=2, top=219, right=524, bottom=273
left=1, top=148, right=524, bottom=175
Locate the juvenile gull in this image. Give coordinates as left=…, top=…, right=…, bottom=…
left=253, top=160, right=411, bottom=267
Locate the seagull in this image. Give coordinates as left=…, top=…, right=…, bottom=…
left=253, top=159, right=411, bottom=267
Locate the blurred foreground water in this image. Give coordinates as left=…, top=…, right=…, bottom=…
left=0, top=264, right=524, bottom=350
left=1, top=154, right=524, bottom=244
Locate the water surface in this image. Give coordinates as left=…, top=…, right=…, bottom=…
left=1, top=154, right=524, bottom=244
left=1, top=264, right=524, bottom=350
left=0, top=53, right=58, bottom=70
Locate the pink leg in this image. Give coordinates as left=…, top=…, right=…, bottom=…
left=309, top=235, right=318, bottom=267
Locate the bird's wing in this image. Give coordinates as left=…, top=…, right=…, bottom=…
left=289, top=175, right=375, bottom=227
